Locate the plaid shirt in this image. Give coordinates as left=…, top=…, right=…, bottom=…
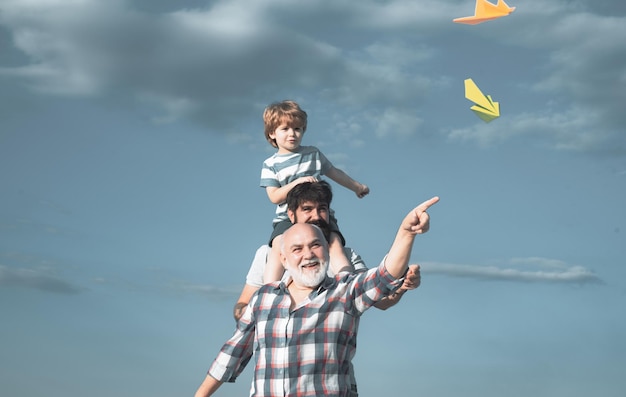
left=208, top=261, right=403, bottom=397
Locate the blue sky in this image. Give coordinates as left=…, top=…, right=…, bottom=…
left=1, top=0, right=625, bottom=396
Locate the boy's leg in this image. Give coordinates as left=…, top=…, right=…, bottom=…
left=328, top=232, right=354, bottom=275
left=264, top=220, right=292, bottom=284
left=264, top=234, right=286, bottom=283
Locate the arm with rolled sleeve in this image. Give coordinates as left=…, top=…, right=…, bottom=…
left=345, top=259, right=404, bottom=315
left=197, top=298, right=257, bottom=397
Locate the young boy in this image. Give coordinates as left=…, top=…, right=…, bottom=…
left=260, top=100, right=369, bottom=283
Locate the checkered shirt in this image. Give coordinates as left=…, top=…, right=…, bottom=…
left=207, top=261, right=402, bottom=397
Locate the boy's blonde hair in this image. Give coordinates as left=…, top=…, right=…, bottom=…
left=263, top=100, right=308, bottom=148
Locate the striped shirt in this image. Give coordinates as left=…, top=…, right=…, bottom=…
left=208, top=261, right=402, bottom=397
left=260, top=146, right=332, bottom=223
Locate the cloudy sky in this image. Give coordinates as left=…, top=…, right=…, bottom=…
left=1, top=0, right=625, bottom=396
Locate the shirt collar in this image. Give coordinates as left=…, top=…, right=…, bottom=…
left=279, top=275, right=336, bottom=297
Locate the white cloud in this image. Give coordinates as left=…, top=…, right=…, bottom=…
left=0, top=0, right=624, bottom=154
left=531, top=13, right=626, bottom=127
left=166, top=281, right=240, bottom=300
left=446, top=106, right=616, bottom=153
left=0, top=264, right=83, bottom=294
left=507, top=257, right=570, bottom=269
left=420, top=257, right=602, bottom=284
left=439, top=0, right=626, bottom=154
left=0, top=0, right=435, bottom=132
left=370, top=107, right=424, bottom=139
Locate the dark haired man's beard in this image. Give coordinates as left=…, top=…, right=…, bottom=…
left=309, top=218, right=332, bottom=243
left=292, top=215, right=332, bottom=242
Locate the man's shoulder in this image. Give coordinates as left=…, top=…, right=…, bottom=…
left=245, top=245, right=270, bottom=288
left=255, top=281, right=287, bottom=302
left=324, top=272, right=364, bottom=295
left=343, top=246, right=368, bottom=273
left=257, top=281, right=281, bottom=292
left=254, top=245, right=270, bottom=256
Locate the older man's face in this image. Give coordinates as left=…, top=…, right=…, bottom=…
left=289, top=200, right=330, bottom=224
left=281, top=224, right=329, bottom=288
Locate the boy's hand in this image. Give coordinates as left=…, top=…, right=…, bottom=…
left=355, top=184, right=369, bottom=198
left=296, top=176, right=319, bottom=185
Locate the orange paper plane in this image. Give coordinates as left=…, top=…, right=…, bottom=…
left=453, top=0, right=516, bottom=25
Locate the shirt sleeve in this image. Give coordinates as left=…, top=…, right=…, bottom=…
left=245, top=245, right=270, bottom=288
left=207, top=295, right=257, bottom=382
left=345, top=247, right=367, bottom=273
left=260, top=157, right=281, bottom=188
left=315, top=147, right=333, bottom=175
left=350, top=258, right=404, bottom=314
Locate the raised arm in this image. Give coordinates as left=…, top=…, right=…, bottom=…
left=325, top=166, right=369, bottom=198
left=384, top=197, right=439, bottom=279
left=266, top=176, right=319, bottom=204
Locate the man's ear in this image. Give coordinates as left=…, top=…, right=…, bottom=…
left=287, top=209, right=296, bottom=223
left=280, top=252, right=288, bottom=270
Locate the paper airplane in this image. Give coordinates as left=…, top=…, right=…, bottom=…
left=464, top=78, right=500, bottom=122
left=453, top=0, right=516, bottom=25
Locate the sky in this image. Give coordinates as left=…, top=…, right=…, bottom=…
left=1, top=0, right=625, bottom=396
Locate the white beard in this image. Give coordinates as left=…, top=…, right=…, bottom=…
left=287, top=258, right=329, bottom=288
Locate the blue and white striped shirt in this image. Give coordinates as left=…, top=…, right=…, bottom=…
left=260, top=146, right=332, bottom=223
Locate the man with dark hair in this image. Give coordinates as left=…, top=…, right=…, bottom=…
left=233, top=181, right=420, bottom=321
left=195, top=195, right=439, bottom=397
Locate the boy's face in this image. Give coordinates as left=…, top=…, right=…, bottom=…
left=269, top=122, right=304, bottom=153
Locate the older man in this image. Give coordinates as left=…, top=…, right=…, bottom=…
left=233, top=181, right=420, bottom=321
left=195, top=196, right=439, bottom=397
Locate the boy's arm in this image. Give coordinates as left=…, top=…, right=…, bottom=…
left=384, top=197, right=439, bottom=279
left=325, top=166, right=369, bottom=198
left=266, top=176, right=319, bottom=204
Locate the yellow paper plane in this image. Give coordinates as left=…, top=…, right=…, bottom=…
left=453, top=0, right=516, bottom=25
left=464, top=78, right=500, bottom=122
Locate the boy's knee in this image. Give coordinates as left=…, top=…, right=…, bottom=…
left=270, top=234, right=283, bottom=250
left=329, top=232, right=345, bottom=247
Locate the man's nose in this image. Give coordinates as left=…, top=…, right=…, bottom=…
left=302, top=246, right=316, bottom=259
left=309, top=209, right=321, bottom=220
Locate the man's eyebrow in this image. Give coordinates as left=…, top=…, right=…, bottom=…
left=289, top=242, right=303, bottom=250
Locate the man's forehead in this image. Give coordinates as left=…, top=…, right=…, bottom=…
left=284, top=224, right=324, bottom=244
left=298, top=200, right=328, bottom=209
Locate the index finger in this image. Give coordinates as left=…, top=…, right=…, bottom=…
left=416, top=196, right=440, bottom=213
